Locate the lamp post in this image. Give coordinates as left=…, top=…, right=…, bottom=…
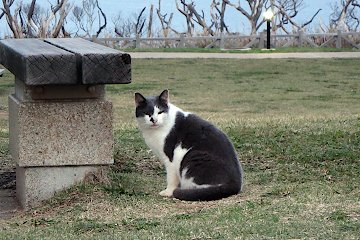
left=263, top=9, right=274, bottom=49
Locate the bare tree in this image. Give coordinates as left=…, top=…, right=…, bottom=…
left=2, top=0, right=73, bottom=38
left=95, top=0, right=106, bottom=37
left=113, top=8, right=147, bottom=37
left=70, top=0, right=106, bottom=37
left=71, top=5, right=84, bottom=35
left=113, top=12, right=133, bottom=37
left=2, top=0, right=24, bottom=38
left=188, top=3, right=215, bottom=35
left=147, top=4, right=154, bottom=37
left=157, top=0, right=179, bottom=37
left=51, top=0, right=72, bottom=37
left=269, top=0, right=322, bottom=33
left=175, top=0, right=194, bottom=35
left=223, top=0, right=320, bottom=34
left=176, top=0, right=215, bottom=35
left=330, top=0, right=360, bottom=31
left=210, top=0, right=229, bottom=34
left=349, top=1, right=360, bottom=30
left=1, top=0, right=15, bottom=21
left=135, top=7, right=146, bottom=36
left=224, top=0, right=265, bottom=35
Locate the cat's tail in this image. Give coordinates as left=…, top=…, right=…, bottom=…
left=172, top=184, right=241, bottom=201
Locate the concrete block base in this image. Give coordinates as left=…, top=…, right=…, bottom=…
left=9, top=94, right=114, bottom=167
left=16, top=165, right=97, bottom=209
left=8, top=92, right=114, bottom=209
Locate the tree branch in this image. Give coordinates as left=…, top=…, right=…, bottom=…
left=3, top=0, right=22, bottom=38
left=135, top=7, right=146, bottom=35
left=301, top=8, right=322, bottom=28
left=187, top=3, right=215, bottom=35
left=352, top=1, right=360, bottom=8
left=147, top=3, right=153, bottom=37
left=95, top=0, right=106, bottom=37
left=176, top=0, right=194, bottom=35
left=224, top=0, right=264, bottom=35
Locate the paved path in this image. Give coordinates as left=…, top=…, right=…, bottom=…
left=130, top=51, right=360, bottom=59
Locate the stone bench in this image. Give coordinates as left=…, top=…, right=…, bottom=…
left=0, top=38, right=131, bottom=209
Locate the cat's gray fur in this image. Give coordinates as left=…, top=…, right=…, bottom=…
left=135, top=90, right=244, bottom=201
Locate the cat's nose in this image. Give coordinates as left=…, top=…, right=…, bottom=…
left=150, top=117, right=157, bottom=123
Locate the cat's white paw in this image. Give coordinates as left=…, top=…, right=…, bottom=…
left=159, top=189, right=174, bottom=197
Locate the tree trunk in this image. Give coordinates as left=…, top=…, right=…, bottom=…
left=147, top=4, right=153, bottom=37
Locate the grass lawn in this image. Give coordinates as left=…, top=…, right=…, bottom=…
left=0, top=58, right=359, bottom=239
left=123, top=47, right=360, bottom=53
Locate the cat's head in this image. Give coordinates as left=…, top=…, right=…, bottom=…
left=135, top=90, right=170, bottom=129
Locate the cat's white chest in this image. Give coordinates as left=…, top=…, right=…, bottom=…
left=142, top=128, right=170, bottom=162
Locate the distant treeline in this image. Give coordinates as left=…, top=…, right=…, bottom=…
left=0, top=0, right=359, bottom=39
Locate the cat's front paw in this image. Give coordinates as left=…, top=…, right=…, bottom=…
left=159, top=189, right=174, bottom=197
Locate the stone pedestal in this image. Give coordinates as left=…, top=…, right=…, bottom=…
left=9, top=91, right=114, bottom=208
left=1, top=38, right=131, bottom=209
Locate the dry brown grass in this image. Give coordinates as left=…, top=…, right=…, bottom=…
left=0, top=59, right=359, bottom=239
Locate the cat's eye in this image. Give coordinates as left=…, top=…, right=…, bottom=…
left=158, top=110, right=164, bottom=114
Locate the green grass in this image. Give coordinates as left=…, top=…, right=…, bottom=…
left=0, top=59, right=359, bottom=239
left=124, top=46, right=360, bottom=53
left=0, top=67, right=13, bottom=174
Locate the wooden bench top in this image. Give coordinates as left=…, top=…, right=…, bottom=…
left=0, top=38, right=131, bottom=85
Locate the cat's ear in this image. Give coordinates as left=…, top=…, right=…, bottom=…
left=135, top=92, right=146, bottom=107
left=159, top=89, right=169, bottom=104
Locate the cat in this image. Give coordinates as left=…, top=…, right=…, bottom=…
left=135, top=90, right=244, bottom=201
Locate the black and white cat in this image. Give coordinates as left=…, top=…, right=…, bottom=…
left=135, top=90, right=244, bottom=201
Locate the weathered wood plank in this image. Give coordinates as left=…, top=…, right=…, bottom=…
left=45, top=38, right=131, bottom=84
left=320, top=36, right=335, bottom=47
left=243, top=37, right=259, bottom=48
left=342, top=36, right=360, bottom=49
left=0, top=39, right=77, bottom=85
left=304, top=37, right=320, bottom=47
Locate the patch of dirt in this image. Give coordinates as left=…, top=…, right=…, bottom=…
left=0, top=152, right=15, bottom=190
left=0, top=171, right=15, bottom=190
left=0, top=151, right=18, bottom=220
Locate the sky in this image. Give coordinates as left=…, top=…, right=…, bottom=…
left=0, top=0, right=334, bottom=37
